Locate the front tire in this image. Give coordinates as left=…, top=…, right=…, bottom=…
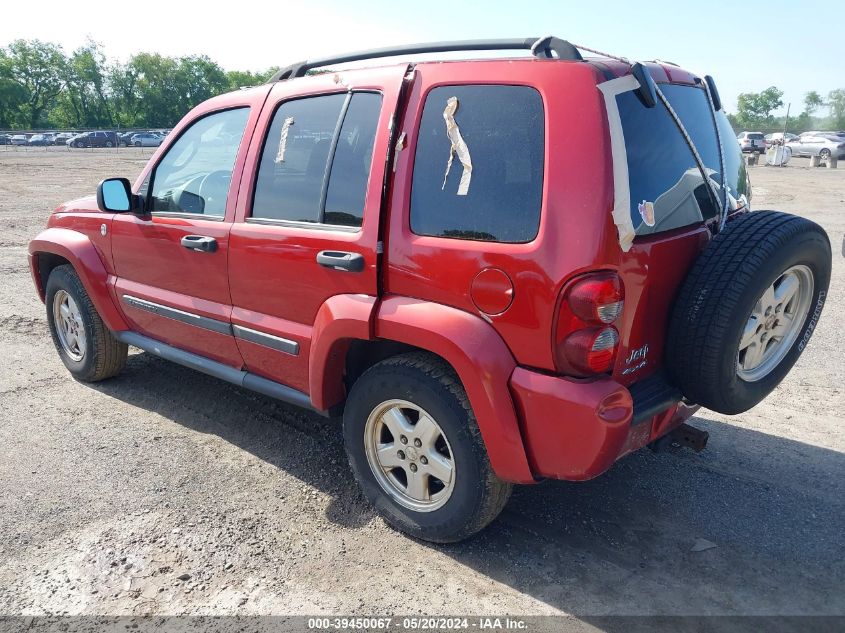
left=45, top=265, right=128, bottom=382
left=343, top=352, right=512, bottom=542
left=819, top=148, right=831, bottom=160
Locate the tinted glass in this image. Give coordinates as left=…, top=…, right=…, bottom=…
left=410, top=85, right=544, bottom=243
left=150, top=108, right=249, bottom=217
left=748, top=133, right=765, bottom=140
left=252, top=94, right=347, bottom=223
left=324, top=93, right=382, bottom=227
left=715, top=110, right=748, bottom=200
left=617, top=84, right=720, bottom=236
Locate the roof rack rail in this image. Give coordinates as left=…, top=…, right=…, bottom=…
left=269, top=36, right=583, bottom=82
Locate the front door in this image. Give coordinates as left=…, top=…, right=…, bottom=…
left=111, top=96, right=266, bottom=366
left=227, top=66, right=408, bottom=393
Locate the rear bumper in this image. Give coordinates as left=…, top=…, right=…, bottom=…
left=509, top=367, right=698, bottom=480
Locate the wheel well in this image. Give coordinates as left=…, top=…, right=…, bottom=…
left=36, top=252, right=71, bottom=295
left=344, top=339, right=430, bottom=389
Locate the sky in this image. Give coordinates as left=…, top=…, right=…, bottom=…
left=3, top=0, right=842, bottom=116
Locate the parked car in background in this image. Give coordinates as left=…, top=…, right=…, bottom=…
left=737, top=131, right=766, bottom=153
left=0, top=134, right=10, bottom=145
left=10, top=134, right=29, bottom=146
left=129, top=132, right=163, bottom=147
left=764, top=132, right=798, bottom=145
left=118, top=132, right=136, bottom=147
left=53, top=132, right=76, bottom=145
left=28, top=133, right=56, bottom=146
left=786, top=133, right=845, bottom=159
left=69, top=131, right=119, bottom=148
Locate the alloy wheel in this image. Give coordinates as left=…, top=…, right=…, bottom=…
left=52, top=289, right=86, bottom=362
left=364, top=399, right=456, bottom=512
left=737, top=265, right=813, bottom=382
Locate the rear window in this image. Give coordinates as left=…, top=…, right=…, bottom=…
left=748, top=133, right=765, bottom=140
left=616, top=83, right=721, bottom=236
left=410, top=85, right=544, bottom=243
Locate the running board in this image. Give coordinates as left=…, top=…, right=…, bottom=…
left=114, top=331, right=328, bottom=417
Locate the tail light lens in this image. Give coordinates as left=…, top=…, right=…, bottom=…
left=554, top=272, right=624, bottom=377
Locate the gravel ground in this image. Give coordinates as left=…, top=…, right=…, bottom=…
left=0, top=147, right=843, bottom=619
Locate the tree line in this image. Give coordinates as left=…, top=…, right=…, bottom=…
left=727, top=85, right=845, bottom=134
left=3, top=39, right=844, bottom=134
left=0, top=39, right=277, bottom=130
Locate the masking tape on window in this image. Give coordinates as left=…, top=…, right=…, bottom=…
left=441, top=97, right=472, bottom=196
left=274, top=117, right=295, bottom=163
left=597, top=75, right=640, bottom=252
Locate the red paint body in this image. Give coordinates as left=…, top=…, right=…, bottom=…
left=29, top=57, right=712, bottom=484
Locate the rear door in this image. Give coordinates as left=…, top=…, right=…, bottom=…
left=228, top=66, right=407, bottom=393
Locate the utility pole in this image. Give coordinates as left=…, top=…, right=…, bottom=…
left=783, top=102, right=791, bottom=137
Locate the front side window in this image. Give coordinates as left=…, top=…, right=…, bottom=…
left=252, top=92, right=382, bottom=227
left=410, top=85, right=544, bottom=243
left=150, top=107, right=250, bottom=217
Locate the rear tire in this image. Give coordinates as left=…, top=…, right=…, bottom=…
left=343, top=352, right=512, bottom=542
left=666, top=211, right=830, bottom=414
left=819, top=148, right=831, bottom=160
left=45, top=265, right=128, bottom=382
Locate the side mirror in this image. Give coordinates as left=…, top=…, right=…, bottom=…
left=631, top=63, right=657, bottom=108
left=97, top=178, right=141, bottom=213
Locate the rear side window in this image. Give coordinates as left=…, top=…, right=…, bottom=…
left=410, top=85, right=544, bottom=243
left=324, top=93, right=382, bottom=227
left=252, top=92, right=382, bottom=227
left=616, top=84, right=721, bottom=236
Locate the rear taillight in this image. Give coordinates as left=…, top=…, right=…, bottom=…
left=554, top=272, right=624, bottom=377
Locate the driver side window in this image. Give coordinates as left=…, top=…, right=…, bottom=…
left=150, top=107, right=250, bottom=218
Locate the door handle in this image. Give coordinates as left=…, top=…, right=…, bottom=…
left=181, top=235, right=218, bottom=253
left=316, top=250, right=365, bottom=272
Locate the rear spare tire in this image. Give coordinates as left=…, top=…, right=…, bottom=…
left=666, top=211, right=830, bottom=414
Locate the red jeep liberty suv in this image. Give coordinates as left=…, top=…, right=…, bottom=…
left=29, top=38, right=831, bottom=542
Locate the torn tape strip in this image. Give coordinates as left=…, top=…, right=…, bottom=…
left=441, top=97, right=472, bottom=196
left=597, top=74, right=639, bottom=252
left=274, top=117, right=295, bottom=164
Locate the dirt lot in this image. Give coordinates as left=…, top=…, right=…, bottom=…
left=0, top=147, right=843, bottom=620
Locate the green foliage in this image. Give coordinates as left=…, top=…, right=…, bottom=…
left=0, top=39, right=275, bottom=130
left=735, top=86, right=784, bottom=129
left=3, top=39, right=67, bottom=128
left=803, top=90, right=823, bottom=115
left=828, top=89, right=845, bottom=129
left=727, top=85, right=845, bottom=135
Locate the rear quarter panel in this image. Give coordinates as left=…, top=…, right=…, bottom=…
left=385, top=60, right=619, bottom=372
